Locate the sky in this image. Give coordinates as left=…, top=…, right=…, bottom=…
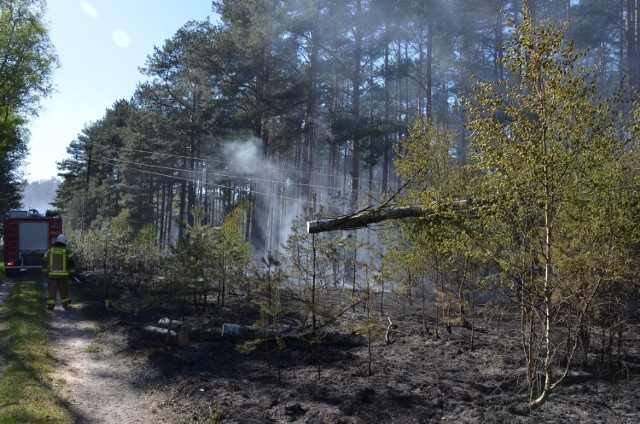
left=25, top=0, right=216, bottom=182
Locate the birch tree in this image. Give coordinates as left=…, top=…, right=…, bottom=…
left=464, top=5, right=637, bottom=409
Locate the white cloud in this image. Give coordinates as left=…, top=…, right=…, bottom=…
left=80, top=2, right=99, bottom=19
left=112, top=29, right=131, bottom=48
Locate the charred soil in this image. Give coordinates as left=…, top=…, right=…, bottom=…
left=67, top=279, right=640, bottom=423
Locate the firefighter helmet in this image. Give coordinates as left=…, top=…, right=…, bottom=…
left=55, top=234, right=68, bottom=245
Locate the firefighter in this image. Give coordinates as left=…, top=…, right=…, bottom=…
left=42, top=233, right=75, bottom=310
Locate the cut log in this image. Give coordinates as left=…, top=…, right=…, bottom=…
left=306, top=199, right=478, bottom=234
left=144, top=325, right=176, bottom=340
left=222, top=323, right=286, bottom=341
left=153, top=318, right=366, bottom=346
left=156, top=319, right=222, bottom=342
left=157, top=318, right=183, bottom=331
left=142, top=325, right=189, bottom=347
left=309, top=331, right=366, bottom=347
left=197, top=326, right=223, bottom=341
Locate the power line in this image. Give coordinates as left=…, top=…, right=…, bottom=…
left=85, top=151, right=387, bottom=204
left=90, top=156, right=346, bottom=210
left=89, top=153, right=339, bottom=193
left=85, top=139, right=392, bottom=188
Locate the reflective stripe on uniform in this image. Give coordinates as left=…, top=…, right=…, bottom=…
left=48, top=248, right=69, bottom=277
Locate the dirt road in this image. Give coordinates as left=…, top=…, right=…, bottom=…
left=0, top=279, right=12, bottom=305
left=48, top=302, right=171, bottom=423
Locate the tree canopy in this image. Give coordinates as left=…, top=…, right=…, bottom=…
left=0, top=0, right=57, bottom=213
left=54, top=1, right=640, bottom=250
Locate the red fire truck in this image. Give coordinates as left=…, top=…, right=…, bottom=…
left=2, top=209, right=63, bottom=275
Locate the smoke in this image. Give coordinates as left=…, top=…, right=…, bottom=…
left=21, top=178, right=59, bottom=215
left=220, top=137, right=305, bottom=256
left=223, top=137, right=264, bottom=176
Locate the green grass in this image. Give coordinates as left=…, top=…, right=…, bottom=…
left=0, top=273, right=75, bottom=423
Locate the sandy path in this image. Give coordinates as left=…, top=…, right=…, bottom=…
left=48, top=303, right=168, bottom=423
left=0, top=279, right=13, bottom=304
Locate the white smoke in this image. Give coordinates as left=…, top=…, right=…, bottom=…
left=223, top=137, right=264, bottom=176
left=220, top=137, right=304, bottom=255
left=21, top=178, right=59, bottom=215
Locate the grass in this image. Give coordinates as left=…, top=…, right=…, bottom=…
left=0, top=272, right=75, bottom=423
left=84, top=342, right=102, bottom=353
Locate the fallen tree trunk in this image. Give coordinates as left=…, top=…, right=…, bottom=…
left=221, top=323, right=286, bottom=341
left=142, top=325, right=189, bottom=347
left=153, top=319, right=366, bottom=347
left=308, top=331, right=366, bottom=347
left=307, top=199, right=478, bottom=234
left=157, top=317, right=183, bottom=331
left=307, top=206, right=427, bottom=234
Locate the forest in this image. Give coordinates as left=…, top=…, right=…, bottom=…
left=3, top=0, right=640, bottom=419
left=53, top=0, right=640, bottom=248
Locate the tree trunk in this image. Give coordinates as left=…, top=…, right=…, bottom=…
left=382, top=38, right=391, bottom=195
left=531, top=103, right=555, bottom=409
left=350, top=0, right=363, bottom=207
left=301, top=3, right=319, bottom=205
left=306, top=199, right=477, bottom=233
left=426, top=15, right=433, bottom=119
left=626, top=0, right=640, bottom=90
left=152, top=319, right=367, bottom=346
left=178, top=171, right=187, bottom=240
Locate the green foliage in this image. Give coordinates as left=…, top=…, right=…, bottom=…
left=0, top=0, right=57, bottom=213
left=464, top=9, right=636, bottom=296
left=395, top=118, right=466, bottom=205
left=390, top=5, right=640, bottom=408
left=392, top=118, right=485, bottom=336
left=163, top=205, right=254, bottom=311
left=26, top=2, right=640, bottom=412
left=54, top=101, right=143, bottom=231
left=74, top=212, right=162, bottom=312
left=165, top=207, right=217, bottom=309
left=0, top=0, right=57, bottom=115
left=210, top=204, right=254, bottom=306
left=52, top=0, right=640, bottom=258
left=461, top=8, right=638, bottom=406
left=283, top=210, right=350, bottom=330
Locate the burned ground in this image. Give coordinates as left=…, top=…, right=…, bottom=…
left=76, top=279, right=640, bottom=423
